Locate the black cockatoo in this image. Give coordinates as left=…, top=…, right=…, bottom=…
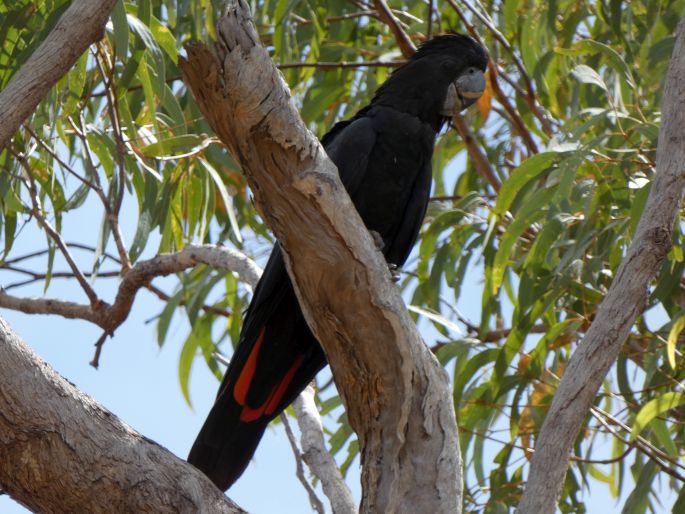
left=188, top=33, right=488, bottom=491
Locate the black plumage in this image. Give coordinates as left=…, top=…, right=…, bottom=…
left=188, top=33, right=488, bottom=491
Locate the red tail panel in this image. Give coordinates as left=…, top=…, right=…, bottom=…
left=237, top=354, right=305, bottom=422
left=222, top=327, right=265, bottom=405
left=265, top=355, right=305, bottom=415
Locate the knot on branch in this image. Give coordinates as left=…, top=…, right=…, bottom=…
left=649, top=226, right=672, bottom=258
left=296, top=170, right=340, bottom=198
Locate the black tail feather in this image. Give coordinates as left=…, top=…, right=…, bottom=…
left=188, top=396, right=270, bottom=491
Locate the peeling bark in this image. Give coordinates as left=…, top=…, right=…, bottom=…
left=518, top=18, right=685, bottom=514
left=180, top=1, right=462, bottom=512
left=0, top=317, right=245, bottom=514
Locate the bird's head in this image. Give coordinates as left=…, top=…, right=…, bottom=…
left=372, top=34, right=488, bottom=130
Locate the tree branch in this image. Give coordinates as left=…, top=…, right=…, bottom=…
left=0, top=244, right=261, bottom=334
left=0, top=317, right=246, bottom=513
left=450, top=112, right=501, bottom=191
left=179, top=2, right=462, bottom=512
left=293, top=385, right=356, bottom=514
left=518, top=18, right=685, bottom=514
left=0, top=0, right=118, bottom=151
left=373, top=0, right=416, bottom=59
left=280, top=412, right=327, bottom=514
left=278, top=60, right=404, bottom=69
left=19, top=161, right=101, bottom=306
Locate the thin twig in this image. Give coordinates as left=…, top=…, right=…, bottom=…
left=15, top=155, right=100, bottom=306
left=590, top=407, right=685, bottom=481
left=24, top=125, right=99, bottom=190
left=90, top=331, right=110, bottom=369
left=280, top=412, right=327, bottom=514
left=1, top=268, right=120, bottom=291
left=291, top=10, right=378, bottom=26
left=144, top=283, right=232, bottom=318
left=450, top=113, right=501, bottom=191
left=67, top=114, right=131, bottom=269
left=3, top=243, right=122, bottom=267
left=373, top=0, right=416, bottom=59
left=278, top=60, right=404, bottom=69
left=94, top=43, right=131, bottom=270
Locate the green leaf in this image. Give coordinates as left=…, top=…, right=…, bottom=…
left=3, top=212, right=16, bottom=257
left=666, top=313, right=685, bottom=370
left=494, top=152, right=557, bottom=216
left=199, top=158, right=242, bottom=243
left=129, top=209, right=153, bottom=262
left=571, top=64, right=608, bottom=92
left=157, top=291, right=183, bottom=347
left=558, top=40, right=636, bottom=89
left=672, top=487, right=685, bottom=514
left=648, top=418, right=678, bottom=458
left=491, top=187, right=555, bottom=294
left=178, top=317, right=211, bottom=407
left=407, top=304, right=462, bottom=334
left=110, top=0, right=129, bottom=63
left=621, top=461, right=657, bottom=514
left=140, top=134, right=205, bottom=158
left=150, top=15, right=178, bottom=64
left=126, top=13, right=163, bottom=66
left=339, top=439, right=359, bottom=477
left=630, top=392, right=685, bottom=440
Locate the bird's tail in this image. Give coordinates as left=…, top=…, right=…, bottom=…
left=187, top=322, right=326, bottom=491
left=187, top=395, right=270, bottom=491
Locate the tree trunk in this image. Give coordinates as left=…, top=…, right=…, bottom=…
left=518, top=17, right=685, bottom=514
left=179, top=1, right=463, bottom=512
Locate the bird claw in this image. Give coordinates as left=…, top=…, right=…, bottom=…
left=388, top=263, right=401, bottom=283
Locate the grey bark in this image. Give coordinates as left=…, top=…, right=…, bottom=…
left=293, top=386, right=356, bottom=514
left=517, top=18, right=685, bottom=514
left=0, top=0, right=117, bottom=151
left=0, top=317, right=245, bottom=514
left=179, top=1, right=463, bottom=512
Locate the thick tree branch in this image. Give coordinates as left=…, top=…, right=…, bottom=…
left=0, top=0, right=117, bottom=151
left=179, top=2, right=462, bottom=512
left=518, top=18, right=685, bottom=514
left=0, top=317, right=245, bottom=513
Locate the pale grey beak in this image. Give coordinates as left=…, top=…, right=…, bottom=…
left=441, top=67, right=486, bottom=116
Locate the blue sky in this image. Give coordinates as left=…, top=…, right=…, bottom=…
left=0, top=159, right=662, bottom=513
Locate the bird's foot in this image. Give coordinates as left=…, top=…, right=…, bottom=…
left=388, top=263, right=401, bottom=283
